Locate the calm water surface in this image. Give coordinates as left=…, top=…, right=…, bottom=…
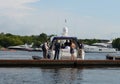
left=0, top=50, right=114, bottom=60
left=0, top=51, right=120, bottom=84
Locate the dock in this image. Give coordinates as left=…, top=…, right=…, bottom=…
left=0, top=60, right=120, bottom=67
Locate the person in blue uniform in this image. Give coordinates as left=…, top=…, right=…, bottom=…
left=54, top=40, right=61, bottom=60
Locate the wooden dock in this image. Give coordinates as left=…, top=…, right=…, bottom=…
left=0, top=60, right=120, bottom=67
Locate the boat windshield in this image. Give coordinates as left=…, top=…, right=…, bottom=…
left=49, top=37, right=80, bottom=49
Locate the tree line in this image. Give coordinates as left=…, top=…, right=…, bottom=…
left=0, top=32, right=120, bottom=50
left=0, top=32, right=54, bottom=48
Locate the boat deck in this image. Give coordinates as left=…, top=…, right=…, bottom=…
left=0, top=59, right=120, bottom=67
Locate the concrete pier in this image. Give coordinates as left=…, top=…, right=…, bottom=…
left=0, top=60, right=120, bottom=67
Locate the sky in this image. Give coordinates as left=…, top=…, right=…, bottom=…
left=0, top=0, right=120, bottom=39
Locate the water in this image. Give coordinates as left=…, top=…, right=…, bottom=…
left=0, top=51, right=40, bottom=59
left=0, top=50, right=120, bottom=84
left=0, top=67, right=120, bottom=84
left=0, top=50, right=112, bottom=60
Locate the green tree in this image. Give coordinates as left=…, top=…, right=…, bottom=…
left=112, top=38, right=120, bottom=50
left=20, top=36, right=33, bottom=44
left=81, top=39, right=99, bottom=45
left=0, top=32, right=57, bottom=48
left=38, top=33, right=48, bottom=43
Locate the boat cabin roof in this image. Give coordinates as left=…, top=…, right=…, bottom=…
left=52, top=36, right=78, bottom=42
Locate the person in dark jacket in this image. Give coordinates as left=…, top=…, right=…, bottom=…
left=54, top=40, right=61, bottom=60
left=42, top=41, right=49, bottom=59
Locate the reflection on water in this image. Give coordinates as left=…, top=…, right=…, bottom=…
left=0, top=67, right=84, bottom=84
left=41, top=68, right=83, bottom=84
left=0, top=67, right=120, bottom=84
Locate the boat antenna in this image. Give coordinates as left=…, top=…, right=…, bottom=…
left=62, top=19, right=68, bottom=36
left=65, top=19, right=67, bottom=23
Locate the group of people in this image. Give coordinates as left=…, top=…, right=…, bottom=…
left=42, top=40, right=61, bottom=60
left=42, top=40, right=77, bottom=60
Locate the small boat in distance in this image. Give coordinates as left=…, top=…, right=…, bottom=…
left=106, top=53, right=120, bottom=60
left=8, top=43, right=42, bottom=51
left=8, top=43, right=33, bottom=51
left=84, top=42, right=117, bottom=53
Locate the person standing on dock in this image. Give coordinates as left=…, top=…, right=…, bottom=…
left=54, top=40, right=61, bottom=60
left=70, top=41, right=76, bottom=60
left=42, top=41, right=49, bottom=59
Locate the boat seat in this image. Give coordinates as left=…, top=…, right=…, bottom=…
left=60, top=49, right=77, bottom=60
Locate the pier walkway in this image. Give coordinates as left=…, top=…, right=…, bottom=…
left=0, top=60, right=120, bottom=67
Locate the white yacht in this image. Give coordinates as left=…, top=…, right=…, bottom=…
left=47, top=27, right=85, bottom=60
left=47, top=36, right=85, bottom=60
left=33, top=22, right=85, bottom=60
left=84, top=42, right=117, bottom=53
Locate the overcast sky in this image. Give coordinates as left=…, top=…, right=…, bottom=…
left=0, top=0, right=120, bottom=39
